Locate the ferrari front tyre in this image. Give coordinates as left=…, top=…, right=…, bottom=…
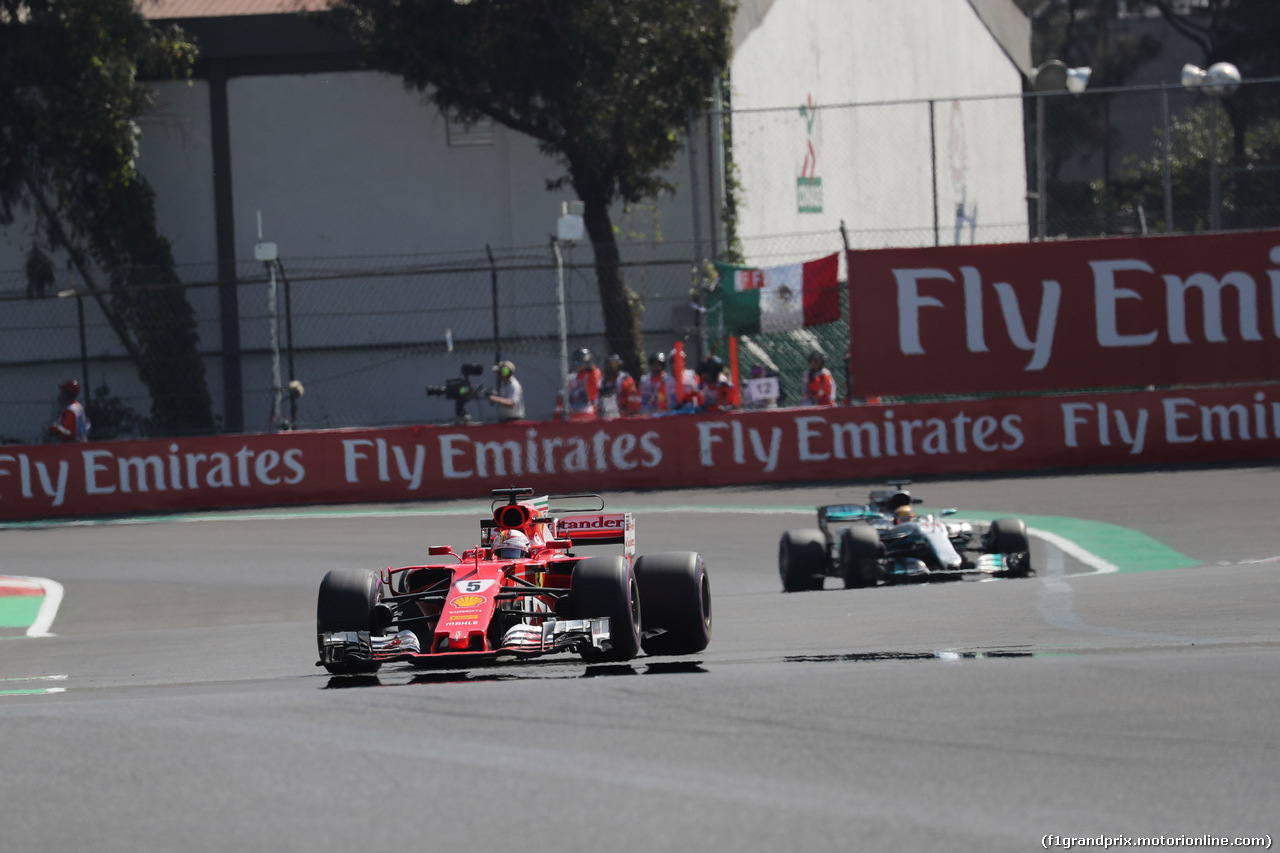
left=779, top=529, right=827, bottom=592
left=838, top=525, right=883, bottom=589
left=316, top=568, right=384, bottom=675
left=572, top=556, right=642, bottom=662
left=634, top=551, right=712, bottom=656
left=987, top=518, right=1033, bottom=578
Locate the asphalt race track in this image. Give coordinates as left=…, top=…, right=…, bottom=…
left=1, top=465, right=1277, bottom=853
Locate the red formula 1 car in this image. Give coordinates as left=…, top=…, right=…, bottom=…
left=316, top=487, right=712, bottom=674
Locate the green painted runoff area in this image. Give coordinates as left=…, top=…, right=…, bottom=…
left=945, top=511, right=1200, bottom=573
left=0, top=596, right=41, bottom=629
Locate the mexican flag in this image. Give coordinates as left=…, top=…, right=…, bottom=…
left=710, top=253, right=840, bottom=334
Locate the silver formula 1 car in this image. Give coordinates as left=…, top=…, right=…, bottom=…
left=778, top=482, right=1032, bottom=591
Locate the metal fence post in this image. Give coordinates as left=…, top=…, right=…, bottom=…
left=1162, top=85, right=1173, bottom=231
left=486, top=244, right=501, bottom=365
left=929, top=99, right=940, bottom=247
left=1036, top=91, right=1046, bottom=241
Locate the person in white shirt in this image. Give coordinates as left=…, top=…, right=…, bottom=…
left=488, top=360, right=525, bottom=422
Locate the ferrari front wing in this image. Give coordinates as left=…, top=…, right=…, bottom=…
left=318, top=617, right=612, bottom=669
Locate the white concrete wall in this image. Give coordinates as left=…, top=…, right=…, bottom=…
left=728, top=0, right=1030, bottom=261
left=0, top=5, right=1028, bottom=439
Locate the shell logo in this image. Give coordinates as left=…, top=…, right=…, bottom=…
left=452, top=595, right=485, bottom=608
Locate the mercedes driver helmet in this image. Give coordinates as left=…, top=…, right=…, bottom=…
left=894, top=505, right=916, bottom=525
left=493, top=529, right=530, bottom=559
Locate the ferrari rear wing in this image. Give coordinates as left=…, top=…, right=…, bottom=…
left=558, top=513, right=635, bottom=556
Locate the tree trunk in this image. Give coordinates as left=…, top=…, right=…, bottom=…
left=25, top=171, right=215, bottom=435
left=581, top=191, right=645, bottom=379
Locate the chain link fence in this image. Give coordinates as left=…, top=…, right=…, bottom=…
left=1032, top=77, right=1280, bottom=238
left=0, top=242, right=706, bottom=441
left=4, top=79, right=1279, bottom=441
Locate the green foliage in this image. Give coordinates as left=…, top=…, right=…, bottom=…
left=326, top=0, right=736, bottom=378
left=1110, top=103, right=1280, bottom=232
left=716, top=72, right=744, bottom=265
left=0, top=0, right=213, bottom=435
left=85, top=382, right=147, bottom=440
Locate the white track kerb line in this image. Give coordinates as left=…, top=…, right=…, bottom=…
left=9, top=576, right=65, bottom=638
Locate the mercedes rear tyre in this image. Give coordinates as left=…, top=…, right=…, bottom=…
left=839, top=525, right=883, bottom=589
left=316, top=568, right=383, bottom=675
left=779, top=529, right=827, bottom=592
left=572, top=556, right=642, bottom=662
left=634, top=551, right=712, bottom=656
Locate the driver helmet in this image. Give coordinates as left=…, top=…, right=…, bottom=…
left=493, top=529, right=530, bottom=559
left=894, top=505, right=916, bottom=525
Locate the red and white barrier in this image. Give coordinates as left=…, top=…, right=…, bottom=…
left=4, top=382, right=1279, bottom=520
left=847, top=229, right=1280, bottom=397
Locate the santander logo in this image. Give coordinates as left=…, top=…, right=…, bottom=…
left=560, top=515, right=624, bottom=531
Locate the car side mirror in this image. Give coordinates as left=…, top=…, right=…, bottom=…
left=940, top=508, right=957, bottom=517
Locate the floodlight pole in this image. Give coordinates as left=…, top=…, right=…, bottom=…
left=1210, top=104, right=1222, bottom=230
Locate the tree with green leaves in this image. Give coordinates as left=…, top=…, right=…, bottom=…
left=324, top=0, right=735, bottom=377
left=1148, top=0, right=1280, bottom=172
left=0, top=0, right=215, bottom=436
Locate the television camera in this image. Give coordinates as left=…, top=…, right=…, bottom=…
left=427, top=362, right=488, bottom=423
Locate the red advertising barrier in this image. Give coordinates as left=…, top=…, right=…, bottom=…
left=5, top=383, right=1279, bottom=520
left=847, top=230, right=1280, bottom=398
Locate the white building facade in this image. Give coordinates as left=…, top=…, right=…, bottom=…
left=0, top=0, right=1029, bottom=439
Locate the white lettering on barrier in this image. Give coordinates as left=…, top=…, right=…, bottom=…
left=85, top=445, right=304, bottom=496
left=698, top=421, right=782, bottom=471
left=809, top=411, right=1021, bottom=462
left=1061, top=402, right=1149, bottom=455
left=1059, top=391, right=1280, bottom=452
left=1093, top=257, right=1275, bottom=349
left=0, top=454, right=68, bottom=506
left=893, top=266, right=1061, bottom=369
left=437, top=427, right=661, bottom=481
left=699, top=411, right=1026, bottom=471
left=1, top=444, right=305, bottom=509
left=890, top=246, right=1280, bottom=372
left=1091, top=258, right=1159, bottom=348
left=1163, top=394, right=1278, bottom=444
left=345, top=438, right=427, bottom=488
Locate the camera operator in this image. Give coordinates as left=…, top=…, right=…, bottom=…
left=488, top=360, right=525, bottom=422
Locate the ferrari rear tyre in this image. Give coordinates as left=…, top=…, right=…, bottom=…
left=839, top=525, right=883, bottom=589
left=572, top=556, right=642, bottom=662
left=634, top=552, right=712, bottom=656
left=988, top=518, right=1033, bottom=578
left=316, top=568, right=383, bottom=675
left=779, top=529, right=827, bottom=592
